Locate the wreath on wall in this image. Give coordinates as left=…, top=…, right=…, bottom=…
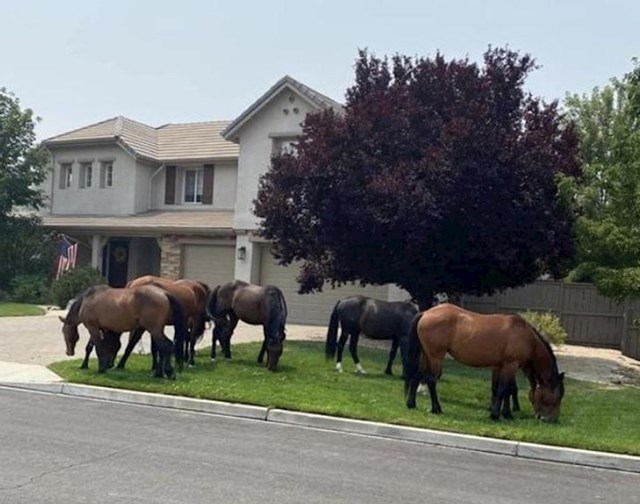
left=113, top=246, right=127, bottom=264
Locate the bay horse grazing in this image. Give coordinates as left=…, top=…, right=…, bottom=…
left=325, top=296, right=418, bottom=375
left=59, top=284, right=186, bottom=378
left=404, top=303, right=565, bottom=422
left=206, top=280, right=287, bottom=372
left=118, top=275, right=208, bottom=368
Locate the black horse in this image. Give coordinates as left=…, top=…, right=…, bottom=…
left=325, top=295, right=418, bottom=375
left=206, top=280, right=288, bottom=371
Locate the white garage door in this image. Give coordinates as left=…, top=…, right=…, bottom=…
left=259, top=246, right=389, bottom=325
left=182, top=244, right=235, bottom=289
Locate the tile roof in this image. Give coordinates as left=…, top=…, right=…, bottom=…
left=41, top=210, right=234, bottom=234
left=43, top=117, right=239, bottom=162
left=222, top=75, right=344, bottom=141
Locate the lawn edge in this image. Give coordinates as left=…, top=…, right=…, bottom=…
left=3, top=381, right=639, bottom=474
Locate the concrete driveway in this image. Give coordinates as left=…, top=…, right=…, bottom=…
left=0, top=308, right=327, bottom=367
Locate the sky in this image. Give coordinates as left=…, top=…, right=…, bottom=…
left=4, top=0, right=639, bottom=141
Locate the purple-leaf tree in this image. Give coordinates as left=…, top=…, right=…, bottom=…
left=254, top=48, right=581, bottom=308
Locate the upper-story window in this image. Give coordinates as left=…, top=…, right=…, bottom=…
left=272, top=137, right=299, bottom=157
left=100, top=161, right=114, bottom=188
left=183, top=168, right=203, bottom=203
left=59, top=163, right=73, bottom=189
left=79, top=162, right=93, bottom=188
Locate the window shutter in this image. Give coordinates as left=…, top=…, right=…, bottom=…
left=165, top=165, right=176, bottom=204
left=202, top=164, right=214, bottom=205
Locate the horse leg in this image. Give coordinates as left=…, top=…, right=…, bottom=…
left=511, top=378, right=520, bottom=412
left=335, top=329, right=349, bottom=372
left=225, top=313, right=239, bottom=360
left=424, top=356, right=444, bottom=414
left=489, top=367, right=499, bottom=410
left=151, top=332, right=175, bottom=379
left=257, top=338, right=267, bottom=364
left=80, top=340, right=93, bottom=369
left=492, top=363, right=518, bottom=420
left=116, top=328, right=145, bottom=370
left=385, top=336, right=399, bottom=375
left=349, top=331, right=366, bottom=374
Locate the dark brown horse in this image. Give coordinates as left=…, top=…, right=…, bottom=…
left=206, top=280, right=287, bottom=371
left=404, top=303, right=565, bottom=422
left=325, top=295, right=418, bottom=375
left=59, top=284, right=186, bottom=378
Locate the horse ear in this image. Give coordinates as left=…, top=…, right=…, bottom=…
left=58, top=315, right=66, bottom=324
left=559, top=372, right=565, bottom=381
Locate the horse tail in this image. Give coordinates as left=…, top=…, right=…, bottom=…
left=206, top=285, right=221, bottom=320
left=325, top=301, right=341, bottom=360
left=165, top=293, right=186, bottom=370
left=404, top=312, right=423, bottom=395
left=266, top=287, right=287, bottom=343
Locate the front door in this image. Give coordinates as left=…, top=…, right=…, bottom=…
left=107, top=240, right=129, bottom=287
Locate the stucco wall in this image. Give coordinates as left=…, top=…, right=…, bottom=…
left=150, top=161, right=237, bottom=210
left=47, top=145, right=138, bottom=215
left=233, top=88, right=316, bottom=230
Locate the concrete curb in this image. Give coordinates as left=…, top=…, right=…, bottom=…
left=2, top=381, right=639, bottom=474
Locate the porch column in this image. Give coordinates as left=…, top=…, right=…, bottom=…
left=91, top=235, right=106, bottom=271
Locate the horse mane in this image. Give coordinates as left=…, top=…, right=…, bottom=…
left=67, top=284, right=109, bottom=320
left=524, top=320, right=561, bottom=381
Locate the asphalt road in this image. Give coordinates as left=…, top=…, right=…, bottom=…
left=0, top=388, right=636, bottom=504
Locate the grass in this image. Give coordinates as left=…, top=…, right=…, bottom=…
left=49, top=340, right=640, bottom=456
left=0, top=302, right=45, bottom=317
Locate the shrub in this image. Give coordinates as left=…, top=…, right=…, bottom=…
left=10, top=274, right=50, bottom=304
left=518, top=310, right=568, bottom=347
left=50, top=266, right=106, bottom=309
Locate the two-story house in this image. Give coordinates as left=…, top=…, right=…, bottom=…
left=42, top=76, right=407, bottom=324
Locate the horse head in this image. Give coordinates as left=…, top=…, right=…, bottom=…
left=530, top=372, right=565, bottom=423
left=59, top=306, right=80, bottom=357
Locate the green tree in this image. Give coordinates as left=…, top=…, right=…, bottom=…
left=255, top=48, right=580, bottom=308
left=0, top=88, right=52, bottom=292
left=565, top=60, right=640, bottom=300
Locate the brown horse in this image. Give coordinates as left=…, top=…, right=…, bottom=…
left=206, top=280, right=287, bottom=371
left=404, top=303, right=565, bottom=422
left=59, top=284, right=186, bottom=378
left=117, top=275, right=208, bottom=367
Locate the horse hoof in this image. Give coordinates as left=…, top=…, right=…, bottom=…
left=406, top=401, right=416, bottom=409
left=384, top=369, right=393, bottom=376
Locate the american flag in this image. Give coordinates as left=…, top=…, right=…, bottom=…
left=56, top=237, right=78, bottom=280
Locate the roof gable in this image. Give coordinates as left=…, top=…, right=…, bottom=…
left=221, top=75, right=343, bottom=142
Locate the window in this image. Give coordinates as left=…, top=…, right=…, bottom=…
left=183, top=169, right=203, bottom=203
left=100, top=161, right=114, bottom=188
left=272, top=137, right=299, bottom=157
left=80, top=162, right=93, bottom=188
left=59, top=163, right=73, bottom=189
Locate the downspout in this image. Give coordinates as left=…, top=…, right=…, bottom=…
left=148, top=164, right=165, bottom=210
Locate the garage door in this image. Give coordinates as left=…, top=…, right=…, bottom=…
left=259, top=246, right=389, bottom=325
left=182, top=244, right=235, bottom=288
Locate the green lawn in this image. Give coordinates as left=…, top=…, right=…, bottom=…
left=0, top=302, right=45, bottom=317
left=49, top=340, right=640, bottom=456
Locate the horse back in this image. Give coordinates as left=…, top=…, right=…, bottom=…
left=359, top=298, right=418, bottom=339
left=418, top=303, right=535, bottom=367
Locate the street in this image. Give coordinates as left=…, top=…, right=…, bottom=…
left=0, top=387, right=636, bottom=503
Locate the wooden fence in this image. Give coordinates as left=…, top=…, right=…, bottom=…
left=461, top=281, right=640, bottom=360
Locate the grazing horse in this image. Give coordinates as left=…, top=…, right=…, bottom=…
left=206, top=280, right=288, bottom=372
left=117, top=275, right=208, bottom=367
left=325, top=296, right=418, bottom=375
left=59, top=284, right=186, bottom=378
left=404, top=303, right=565, bottom=422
